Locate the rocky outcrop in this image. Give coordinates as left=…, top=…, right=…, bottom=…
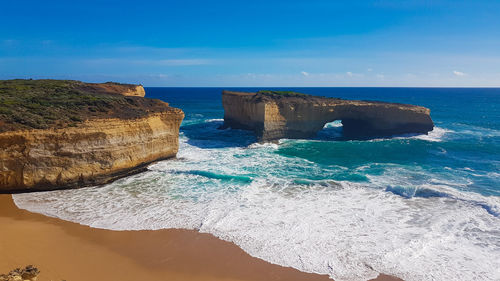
left=221, top=90, right=434, bottom=141
left=0, top=265, right=40, bottom=281
left=83, top=82, right=146, bottom=97
left=0, top=111, right=183, bottom=192
left=0, top=80, right=184, bottom=192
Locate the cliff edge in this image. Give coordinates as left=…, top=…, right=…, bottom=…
left=221, top=90, right=434, bottom=141
left=0, top=79, right=184, bottom=192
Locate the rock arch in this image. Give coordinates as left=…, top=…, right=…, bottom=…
left=221, top=90, right=434, bottom=141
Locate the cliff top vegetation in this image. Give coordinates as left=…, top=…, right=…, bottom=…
left=256, top=90, right=343, bottom=101
left=257, top=90, right=309, bottom=97
left=0, top=79, right=170, bottom=132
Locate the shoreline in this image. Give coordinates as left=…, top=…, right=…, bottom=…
left=0, top=194, right=401, bottom=281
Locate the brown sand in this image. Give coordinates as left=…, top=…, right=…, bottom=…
left=0, top=194, right=401, bottom=281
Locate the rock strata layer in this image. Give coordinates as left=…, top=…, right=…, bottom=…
left=221, top=90, right=434, bottom=141
left=0, top=80, right=184, bottom=192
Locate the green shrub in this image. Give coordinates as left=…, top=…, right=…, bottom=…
left=257, top=90, right=309, bottom=97
left=0, top=79, right=167, bottom=132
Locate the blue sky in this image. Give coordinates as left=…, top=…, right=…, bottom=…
left=1, top=0, right=499, bottom=86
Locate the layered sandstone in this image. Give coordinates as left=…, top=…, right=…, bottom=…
left=221, top=90, right=434, bottom=141
left=0, top=80, right=184, bottom=192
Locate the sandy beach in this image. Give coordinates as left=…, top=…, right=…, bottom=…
left=0, top=194, right=401, bottom=281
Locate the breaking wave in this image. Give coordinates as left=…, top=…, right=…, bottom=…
left=13, top=134, right=500, bottom=281
left=11, top=87, right=500, bottom=281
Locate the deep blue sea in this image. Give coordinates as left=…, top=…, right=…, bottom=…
left=14, top=88, right=500, bottom=281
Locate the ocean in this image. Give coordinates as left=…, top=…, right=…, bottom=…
left=13, top=88, right=500, bottom=281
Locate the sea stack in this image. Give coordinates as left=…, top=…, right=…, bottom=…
left=0, top=79, right=184, bottom=192
left=221, top=90, right=434, bottom=141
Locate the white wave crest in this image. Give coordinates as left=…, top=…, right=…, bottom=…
left=13, top=181, right=500, bottom=281
left=205, top=118, right=224, bottom=123
left=248, top=142, right=279, bottom=149
left=411, top=127, right=452, bottom=142
left=11, top=137, right=500, bottom=281
left=368, top=127, right=452, bottom=142
left=323, top=120, right=343, bottom=128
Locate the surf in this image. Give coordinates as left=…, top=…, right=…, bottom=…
left=12, top=87, right=500, bottom=281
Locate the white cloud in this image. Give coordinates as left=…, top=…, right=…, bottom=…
left=453, top=70, right=466, bottom=76
left=376, top=74, right=385, bottom=79
left=367, top=68, right=373, bottom=72
left=82, top=58, right=211, bottom=66
left=157, top=59, right=211, bottom=66
left=301, top=71, right=310, bottom=77
left=150, top=74, right=169, bottom=79
left=346, top=71, right=353, bottom=77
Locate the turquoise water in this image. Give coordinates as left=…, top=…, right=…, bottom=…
left=159, top=87, right=500, bottom=197
left=14, top=88, right=500, bottom=281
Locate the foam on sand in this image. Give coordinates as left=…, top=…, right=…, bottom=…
left=13, top=137, right=500, bottom=281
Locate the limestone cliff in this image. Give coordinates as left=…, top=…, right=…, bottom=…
left=221, top=90, right=434, bottom=141
left=0, top=80, right=184, bottom=192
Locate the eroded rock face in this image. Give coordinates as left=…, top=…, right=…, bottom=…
left=0, top=81, right=184, bottom=192
left=221, top=91, right=434, bottom=141
left=0, top=111, right=183, bottom=192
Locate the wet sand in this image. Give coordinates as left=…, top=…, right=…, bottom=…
left=0, top=194, right=401, bottom=281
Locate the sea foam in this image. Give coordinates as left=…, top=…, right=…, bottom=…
left=13, top=136, right=500, bottom=281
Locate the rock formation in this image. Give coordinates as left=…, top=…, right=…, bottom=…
left=83, top=82, right=146, bottom=97
left=0, top=265, right=40, bottom=281
left=0, top=80, right=184, bottom=192
left=221, top=90, right=434, bottom=141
